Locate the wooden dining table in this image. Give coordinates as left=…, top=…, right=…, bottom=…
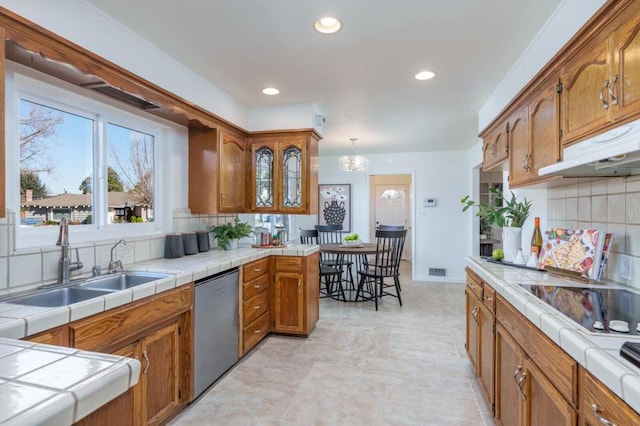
left=319, top=243, right=378, bottom=301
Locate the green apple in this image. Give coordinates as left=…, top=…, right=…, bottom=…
left=492, top=249, right=504, bottom=261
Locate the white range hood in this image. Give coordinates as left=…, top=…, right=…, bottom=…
left=539, top=119, right=640, bottom=178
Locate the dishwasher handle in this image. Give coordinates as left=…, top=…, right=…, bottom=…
left=195, top=267, right=239, bottom=286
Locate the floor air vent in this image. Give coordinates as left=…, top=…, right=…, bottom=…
left=429, top=268, right=446, bottom=277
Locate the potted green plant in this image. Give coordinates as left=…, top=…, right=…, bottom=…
left=461, top=187, right=532, bottom=262
left=210, top=216, right=253, bottom=250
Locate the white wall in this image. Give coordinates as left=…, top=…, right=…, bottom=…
left=319, top=151, right=471, bottom=283
left=477, top=0, right=606, bottom=130
left=474, top=0, right=605, bottom=255
left=248, top=102, right=324, bottom=135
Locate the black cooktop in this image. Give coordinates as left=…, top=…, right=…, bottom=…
left=519, top=284, right=640, bottom=335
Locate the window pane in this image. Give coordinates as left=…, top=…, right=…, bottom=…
left=19, top=99, right=94, bottom=226
left=107, top=123, right=154, bottom=224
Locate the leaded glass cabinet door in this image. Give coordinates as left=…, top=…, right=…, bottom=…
left=254, top=145, right=274, bottom=209
left=281, top=143, right=304, bottom=211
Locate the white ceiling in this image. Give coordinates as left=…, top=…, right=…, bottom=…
left=84, top=0, right=562, bottom=156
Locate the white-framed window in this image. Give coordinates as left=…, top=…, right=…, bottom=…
left=6, top=61, right=172, bottom=249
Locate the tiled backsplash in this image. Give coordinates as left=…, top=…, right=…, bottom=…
left=0, top=209, right=237, bottom=292
left=547, top=176, right=640, bottom=288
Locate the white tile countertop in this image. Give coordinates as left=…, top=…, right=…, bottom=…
left=0, top=243, right=318, bottom=425
left=466, top=256, right=640, bottom=413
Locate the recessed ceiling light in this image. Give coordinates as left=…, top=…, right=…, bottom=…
left=415, top=71, right=436, bottom=81
left=262, top=87, right=280, bottom=95
left=314, top=16, right=342, bottom=34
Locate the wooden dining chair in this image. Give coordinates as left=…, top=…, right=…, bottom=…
left=315, top=224, right=357, bottom=291
left=300, top=229, right=346, bottom=301
left=356, top=229, right=407, bottom=310
left=377, top=224, right=404, bottom=230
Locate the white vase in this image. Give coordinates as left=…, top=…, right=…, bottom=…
left=502, top=227, right=522, bottom=263
left=229, top=239, right=239, bottom=250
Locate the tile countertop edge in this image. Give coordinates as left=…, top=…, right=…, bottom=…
left=0, top=243, right=318, bottom=425
left=465, top=256, right=640, bottom=414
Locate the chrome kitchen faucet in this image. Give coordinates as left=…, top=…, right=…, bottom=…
left=108, top=239, right=127, bottom=273
left=56, top=217, right=83, bottom=284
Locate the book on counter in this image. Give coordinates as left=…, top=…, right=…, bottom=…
left=536, top=228, right=609, bottom=280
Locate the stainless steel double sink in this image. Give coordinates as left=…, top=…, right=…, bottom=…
left=0, top=271, right=172, bottom=307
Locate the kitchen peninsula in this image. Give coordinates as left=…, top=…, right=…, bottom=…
left=466, top=257, right=640, bottom=424
left=0, top=244, right=318, bottom=425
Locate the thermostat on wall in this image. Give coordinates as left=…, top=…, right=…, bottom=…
left=423, top=197, right=437, bottom=207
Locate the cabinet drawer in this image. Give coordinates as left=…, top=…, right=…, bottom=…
left=24, top=325, right=70, bottom=346
left=582, top=369, right=640, bottom=426
left=466, top=280, right=483, bottom=300
left=243, top=273, right=269, bottom=301
left=243, top=258, right=269, bottom=282
left=71, top=285, right=193, bottom=351
left=496, top=295, right=527, bottom=345
left=243, top=289, right=269, bottom=325
left=243, top=311, right=270, bottom=353
left=482, top=284, right=496, bottom=314
left=274, top=256, right=302, bottom=272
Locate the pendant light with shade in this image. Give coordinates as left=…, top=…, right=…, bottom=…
left=339, top=137, right=369, bottom=172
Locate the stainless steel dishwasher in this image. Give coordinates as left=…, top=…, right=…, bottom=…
left=194, top=268, right=239, bottom=398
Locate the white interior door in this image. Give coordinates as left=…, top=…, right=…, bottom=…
left=369, top=174, right=412, bottom=261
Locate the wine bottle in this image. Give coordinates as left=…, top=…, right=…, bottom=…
left=531, top=217, right=543, bottom=256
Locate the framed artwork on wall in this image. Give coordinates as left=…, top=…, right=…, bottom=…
left=318, top=184, right=351, bottom=232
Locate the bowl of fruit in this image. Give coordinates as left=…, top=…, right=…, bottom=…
left=343, top=233, right=362, bottom=247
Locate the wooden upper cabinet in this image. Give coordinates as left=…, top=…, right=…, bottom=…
left=611, top=3, right=640, bottom=122
left=188, top=125, right=247, bottom=214
left=560, top=0, right=640, bottom=146
left=249, top=130, right=320, bottom=214
left=482, top=120, right=509, bottom=171
left=559, top=35, right=610, bottom=145
left=506, top=79, right=560, bottom=189
left=507, top=106, right=530, bottom=187
left=529, top=81, right=561, bottom=177
left=219, top=129, right=247, bottom=212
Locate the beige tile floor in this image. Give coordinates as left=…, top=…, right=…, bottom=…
left=169, top=262, right=495, bottom=425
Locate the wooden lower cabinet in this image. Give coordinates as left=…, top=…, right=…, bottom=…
left=271, top=253, right=319, bottom=336
left=580, top=368, right=640, bottom=426
left=241, top=258, right=270, bottom=355
left=495, top=324, right=576, bottom=426
left=473, top=287, right=581, bottom=426
left=495, top=324, right=523, bottom=426
left=24, top=325, right=69, bottom=346
left=70, top=285, right=193, bottom=426
left=465, top=268, right=495, bottom=411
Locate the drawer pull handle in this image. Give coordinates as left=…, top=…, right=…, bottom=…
left=484, top=295, right=493, bottom=302
left=254, top=304, right=261, bottom=310
left=254, top=329, right=262, bottom=334
left=469, top=283, right=476, bottom=289
left=254, top=268, right=262, bottom=272
left=600, top=79, right=610, bottom=110
left=513, top=365, right=522, bottom=386
left=143, top=350, right=150, bottom=375
left=254, top=285, right=262, bottom=289
left=516, top=372, right=527, bottom=400
left=591, top=404, right=616, bottom=426
left=609, top=74, right=619, bottom=106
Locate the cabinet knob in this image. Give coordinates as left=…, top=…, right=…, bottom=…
left=484, top=295, right=493, bottom=302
